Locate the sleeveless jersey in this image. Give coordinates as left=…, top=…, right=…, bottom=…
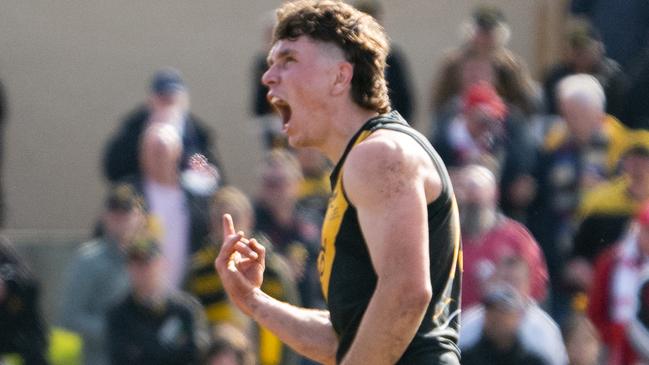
left=317, top=111, right=462, bottom=364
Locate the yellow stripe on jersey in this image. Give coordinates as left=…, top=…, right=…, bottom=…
left=318, top=181, right=347, bottom=302
left=318, top=130, right=372, bottom=301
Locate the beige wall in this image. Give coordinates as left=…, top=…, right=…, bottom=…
left=0, top=1, right=564, bottom=232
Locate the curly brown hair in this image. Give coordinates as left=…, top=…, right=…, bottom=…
left=273, top=0, right=391, bottom=114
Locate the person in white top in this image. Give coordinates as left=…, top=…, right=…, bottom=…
left=138, top=123, right=214, bottom=289
left=460, top=255, right=569, bottom=365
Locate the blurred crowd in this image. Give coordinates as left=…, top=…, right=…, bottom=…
left=3, top=1, right=649, bottom=365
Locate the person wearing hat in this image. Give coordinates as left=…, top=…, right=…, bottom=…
left=433, top=81, right=537, bottom=220
left=542, top=17, right=627, bottom=121
left=107, top=235, right=209, bottom=365
left=102, top=67, right=223, bottom=183
left=461, top=283, right=548, bottom=365
left=60, top=183, right=147, bottom=365
left=587, top=202, right=649, bottom=365
left=565, top=140, right=649, bottom=296
left=431, top=4, right=538, bottom=117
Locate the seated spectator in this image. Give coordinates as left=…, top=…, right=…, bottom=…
left=627, top=271, right=649, bottom=363
left=434, top=82, right=537, bottom=221
left=130, top=123, right=214, bottom=290
left=0, top=236, right=48, bottom=365
left=542, top=18, right=627, bottom=120
left=461, top=284, right=549, bottom=365
left=453, top=164, right=547, bottom=308
left=564, top=141, right=649, bottom=294
left=107, top=236, right=209, bottom=365
left=431, top=4, right=537, bottom=117
left=461, top=256, right=566, bottom=365
left=185, top=186, right=300, bottom=365
left=60, top=183, right=147, bottom=365
left=103, top=67, right=223, bottom=182
left=562, top=314, right=602, bottom=365
left=587, top=203, right=649, bottom=364
left=203, top=324, right=254, bottom=365
left=529, top=74, right=636, bottom=305
left=254, top=149, right=322, bottom=308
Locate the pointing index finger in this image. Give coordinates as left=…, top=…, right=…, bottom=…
left=223, top=213, right=236, bottom=238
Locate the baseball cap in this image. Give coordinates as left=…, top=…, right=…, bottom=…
left=151, top=68, right=186, bottom=96
left=472, top=5, right=506, bottom=31
left=126, top=233, right=161, bottom=262
left=482, top=284, right=525, bottom=312
left=105, top=183, right=144, bottom=212
left=463, top=82, right=507, bottom=121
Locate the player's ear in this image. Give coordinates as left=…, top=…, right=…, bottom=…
left=332, top=61, right=353, bottom=96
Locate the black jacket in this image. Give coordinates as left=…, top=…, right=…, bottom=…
left=103, top=105, right=222, bottom=182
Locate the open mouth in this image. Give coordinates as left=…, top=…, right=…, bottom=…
left=269, top=96, right=292, bottom=128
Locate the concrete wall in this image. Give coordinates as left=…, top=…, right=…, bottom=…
left=0, top=0, right=564, bottom=233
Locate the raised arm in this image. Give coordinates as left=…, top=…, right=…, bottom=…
left=214, top=214, right=338, bottom=364
left=339, top=131, right=437, bottom=365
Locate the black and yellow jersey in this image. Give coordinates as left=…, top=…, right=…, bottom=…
left=317, top=111, right=462, bottom=364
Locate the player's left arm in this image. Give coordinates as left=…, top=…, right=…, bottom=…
left=340, top=131, right=439, bottom=365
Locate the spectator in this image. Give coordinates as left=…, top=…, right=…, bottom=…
left=0, top=236, right=48, bottom=365
left=562, top=314, right=602, bottom=365
left=254, top=149, right=322, bottom=308
left=107, top=235, right=209, bottom=365
left=434, top=82, right=537, bottom=221
left=131, top=123, right=214, bottom=290
left=453, top=164, right=548, bottom=308
left=60, top=183, right=147, bottom=365
left=354, top=0, right=415, bottom=122
left=587, top=203, right=649, bottom=365
left=185, top=186, right=301, bottom=365
left=461, top=256, right=566, bottom=365
left=571, top=0, right=649, bottom=70
left=431, top=4, right=538, bottom=117
left=623, top=48, right=649, bottom=130
left=103, top=67, right=223, bottom=182
left=529, top=74, right=635, bottom=306
left=203, top=324, right=255, bottom=365
left=564, top=141, right=649, bottom=295
left=542, top=18, right=627, bottom=120
left=461, top=283, right=550, bottom=365
left=627, top=271, right=649, bottom=363
left=294, top=147, right=331, bottom=226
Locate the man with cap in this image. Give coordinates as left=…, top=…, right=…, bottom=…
left=60, top=183, right=147, bottom=365
left=461, top=283, right=549, bottom=365
left=102, top=67, right=223, bottom=183
left=431, top=4, right=538, bottom=117
left=433, top=82, right=537, bottom=220
left=107, top=234, right=209, bottom=365
left=542, top=18, right=627, bottom=120
left=565, top=140, right=649, bottom=295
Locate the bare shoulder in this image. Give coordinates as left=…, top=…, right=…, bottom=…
left=342, top=129, right=441, bottom=206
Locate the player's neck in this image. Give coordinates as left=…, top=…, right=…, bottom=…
left=320, top=103, right=379, bottom=164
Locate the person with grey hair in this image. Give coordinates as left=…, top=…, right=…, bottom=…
left=528, top=73, right=636, bottom=319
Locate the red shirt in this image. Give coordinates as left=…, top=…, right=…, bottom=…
left=461, top=216, right=549, bottom=308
